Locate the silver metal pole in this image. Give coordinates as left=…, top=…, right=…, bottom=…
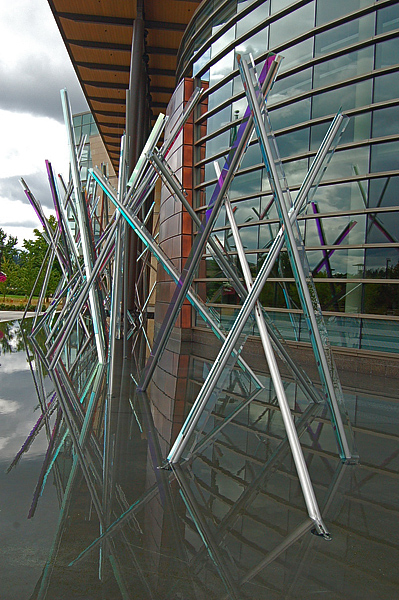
left=224, top=178, right=328, bottom=534
left=60, top=88, right=106, bottom=364
left=239, top=57, right=353, bottom=461
left=107, top=135, right=127, bottom=387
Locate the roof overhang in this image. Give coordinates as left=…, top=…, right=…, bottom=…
left=48, top=0, right=201, bottom=170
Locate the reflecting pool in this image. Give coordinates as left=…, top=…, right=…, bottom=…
left=1, top=318, right=398, bottom=599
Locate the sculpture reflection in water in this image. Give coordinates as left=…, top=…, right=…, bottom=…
left=11, top=54, right=370, bottom=598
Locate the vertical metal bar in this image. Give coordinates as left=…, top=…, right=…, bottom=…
left=108, top=135, right=127, bottom=388
left=46, top=160, right=73, bottom=275
left=60, top=88, right=106, bottom=364
left=102, top=136, right=127, bottom=565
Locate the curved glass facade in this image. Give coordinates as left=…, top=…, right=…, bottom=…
left=176, top=0, right=399, bottom=353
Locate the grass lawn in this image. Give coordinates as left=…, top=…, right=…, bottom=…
left=0, top=295, right=47, bottom=308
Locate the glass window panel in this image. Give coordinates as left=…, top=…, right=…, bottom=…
left=308, top=248, right=365, bottom=284
left=213, top=2, right=236, bottom=27
left=366, top=211, right=399, bottom=244
left=204, top=280, right=224, bottom=304
left=205, top=130, right=231, bottom=159
left=368, top=176, right=399, bottom=208
left=316, top=0, right=373, bottom=27
left=275, top=126, right=310, bottom=157
left=314, top=46, right=373, bottom=89
left=312, top=280, right=350, bottom=312
left=233, top=72, right=244, bottom=95
left=365, top=247, right=399, bottom=278
left=193, top=48, right=211, bottom=77
left=231, top=196, right=261, bottom=225
left=269, top=2, right=315, bottom=49
left=324, top=145, right=370, bottom=179
left=259, top=280, right=291, bottom=308
left=315, top=14, right=374, bottom=56
left=304, top=213, right=366, bottom=246
left=361, top=316, right=399, bottom=351
left=232, top=94, right=248, bottom=121
left=238, top=0, right=260, bottom=13
left=235, top=28, right=269, bottom=60
left=229, top=169, right=262, bottom=199
left=82, top=124, right=91, bottom=138
left=210, top=25, right=235, bottom=59
left=259, top=220, right=282, bottom=248
left=377, top=4, right=399, bottom=35
left=213, top=205, right=227, bottom=229
left=209, top=50, right=235, bottom=88
left=210, top=224, right=229, bottom=247
left=237, top=2, right=270, bottom=37
left=260, top=192, right=279, bottom=220
left=74, top=125, right=82, bottom=142
left=375, top=38, right=399, bottom=69
left=204, top=161, right=216, bottom=181
left=205, top=184, right=214, bottom=206
left=310, top=113, right=371, bottom=150
left=341, top=113, right=372, bottom=145
left=373, top=71, right=399, bottom=103
left=82, top=113, right=92, bottom=125
left=311, top=180, right=369, bottom=213
left=312, top=80, right=372, bottom=119
left=278, top=38, right=314, bottom=73
left=372, top=105, right=399, bottom=138
left=269, top=68, right=313, bottom=105
left=193, top=0, right=214, bottom=32
left=205, top=255, right=223, bottom=277
left=236, top=224, right=260, bottom=250
left=239, top=141, right=263, bottom=169
left=325, top=314, right=361, bottom=348
left=271, top=97, right=311, bottom=130
left=370, top=141, right=399, bottom=173
left=207, top=106, right=231, bottom=135
left=284, top=157, right=309, bottom=186
left=208, top=80, right=233, bottom=111
left=271, top=0, right=301, bottom=14
left=363, top=282, right=399, bottom=315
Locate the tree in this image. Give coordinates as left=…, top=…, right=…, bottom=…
left=0, top=229, right=21, bottom=299
left=0, top=228, right=19, bottom=264
left=19, top=216, right=63, bottom=298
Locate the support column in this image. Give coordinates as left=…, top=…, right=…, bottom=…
left=125, top=4, right=146, bottom=349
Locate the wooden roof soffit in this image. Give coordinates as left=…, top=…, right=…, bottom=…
left=48, top=0, right=202, bottom=172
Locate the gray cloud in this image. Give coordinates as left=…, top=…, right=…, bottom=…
left=0, top=172, right=54, bottom=210
left=0, top=0, right=88, bottom=122
left=0, top=60, right=88, bottom=123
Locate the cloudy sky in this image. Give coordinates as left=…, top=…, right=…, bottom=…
left=0, top=0, right=88, bottom=247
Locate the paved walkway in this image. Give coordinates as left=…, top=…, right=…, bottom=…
left=0, top=311, right=37, bottom=322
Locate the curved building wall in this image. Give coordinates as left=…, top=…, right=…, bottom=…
left=175, top=0, right=399, bottom=354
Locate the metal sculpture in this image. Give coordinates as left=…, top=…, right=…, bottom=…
left=11, top=52, right=360, bottom=598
